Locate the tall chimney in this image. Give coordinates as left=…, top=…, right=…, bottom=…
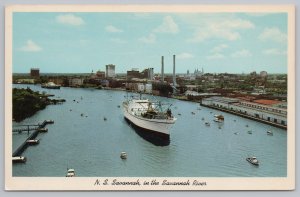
left=161, top=56, right=164, bottom=83
left=173, top=55, right=176, bottom=94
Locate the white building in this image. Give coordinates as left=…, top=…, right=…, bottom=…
left=106, top=64, right=116, bottom=78
left=202, top=97, right=287, bottom=126
left=145, top=83, right=152, bottom=94
left=137, top=83, right=145, bottom=92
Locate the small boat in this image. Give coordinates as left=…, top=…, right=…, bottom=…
left=26, top=139, right=39, bottom=145
left=12, top=156, right=27, bottom=163
left=267, top=130, right=273, bottom=136
left=120, top=152, right=127, bottom=160
left=104, top=117, right=107, bottom=121
left=177, top=113, right=181, bottom=116
left=213, top=118, right=223, bottom=123
left=66, top=168, right=75, bottom=177
left=213, top=114, right=224, bottom=123
left=41, top=82, right=61, bottom=89
left=247, top=130, right=252, bottom=134
left=246, top=157, right=259, bottom=166
left=234, top=132, right=239, bottom=135
left=245, top=125, right=249, bottom=127
left=191, top=112, right=195, bottom=115
left=205, top=122, right=210, bottom=126
left=38, top=128, right=48, bottom=132
left=201, top=117, right=205, bottom=121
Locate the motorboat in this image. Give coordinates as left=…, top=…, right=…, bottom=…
left=213, top=114, right=224, bottom=122
left=66, top=168, right=75, bottom=177
left=41, top=82, right=61, bottom=89
left=246, top=157, right=259, bottom=166
left=120, top=152, right=127, bottom=159
left=267, top=130, right=273, bottom=136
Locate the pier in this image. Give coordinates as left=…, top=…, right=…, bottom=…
left=12, top=120, right=54, bottom=162
left=200, top=103, right=287, bottom=130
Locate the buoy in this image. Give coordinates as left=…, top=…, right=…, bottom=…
left=120, top=152, right=127, bottom=159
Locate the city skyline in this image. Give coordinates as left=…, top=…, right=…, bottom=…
left=13, top=12, right=288, bottom=74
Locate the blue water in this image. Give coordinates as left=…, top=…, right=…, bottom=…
left=12, top=84, right=287, bottom=177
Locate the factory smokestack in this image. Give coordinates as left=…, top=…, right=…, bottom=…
left=173, top=55, right=176, bottom=94
left=161, top=56, right=164, bottom=83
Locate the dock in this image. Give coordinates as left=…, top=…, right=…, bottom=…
left=200, top=104, right=287, bottom=130
left=12, top=120, right=54, bottom=162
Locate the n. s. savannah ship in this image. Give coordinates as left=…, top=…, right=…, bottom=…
left=122, top=96, right=176, bottom=140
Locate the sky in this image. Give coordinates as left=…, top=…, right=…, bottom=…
left=12, top=12, right=288, bottom=74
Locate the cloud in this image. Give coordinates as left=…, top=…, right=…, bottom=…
left=138, top=33, right=156, bottom=44
left=231, top=49, right=252, bottom=58
left=19, top=40, right=42, bottom=52
left=210, top=44, right=228, bottom=53
left=207, top=53, right=225, bottom=60
left=105, top=25, right=123, bottom=33
left=177, top=53, right=194, bottom=59
left=188, top=18, right=255, bottom=42
left=56, top=14, right=84, bottom=26
left=259, top=27, right=287, bottom=43
left=262, top=48, right=286, bottom=55
left=153, top=16, right=179, bottom=34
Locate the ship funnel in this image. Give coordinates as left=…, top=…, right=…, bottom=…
left=173, top=55, right=176, bottom=94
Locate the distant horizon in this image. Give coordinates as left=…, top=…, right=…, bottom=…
left=12, top=71, right=287, bottom=75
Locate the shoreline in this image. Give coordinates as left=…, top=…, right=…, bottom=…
left=13, top=84, right=286, bottom=129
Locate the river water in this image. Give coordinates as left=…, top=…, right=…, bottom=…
left=12, top=84, right=287, bottom=177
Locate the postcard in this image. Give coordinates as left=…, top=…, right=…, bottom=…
left=5, top=4, right=295, bottom=190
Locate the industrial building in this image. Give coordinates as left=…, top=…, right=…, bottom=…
left=30, top=68, right=40, bottom=78
left=202, top=96, right=287, bottom=127
left=106, top=64, right=115, bottom=78
left=127, top=68, right=154, bottom=80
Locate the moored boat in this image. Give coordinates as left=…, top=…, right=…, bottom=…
left=41, top=82, right=61, bottom=89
